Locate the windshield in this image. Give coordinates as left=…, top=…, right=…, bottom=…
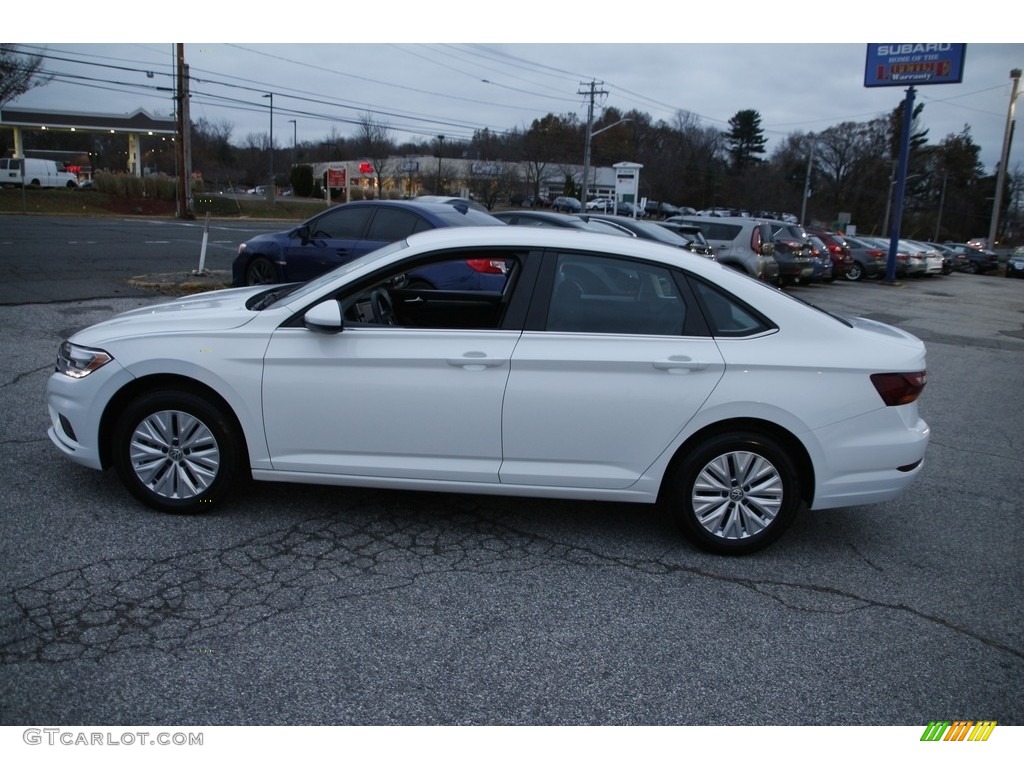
left=264, top=239, right=411, bottom=309
left=629, top=220, right=688, bottom=245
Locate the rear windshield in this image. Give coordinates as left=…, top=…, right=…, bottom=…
left=679, top=220, right=742, bottom=241
left=434, top=208, right=505, bottom=228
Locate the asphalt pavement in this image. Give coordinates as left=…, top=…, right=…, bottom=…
left=0, top=218, right=1021, bottom=733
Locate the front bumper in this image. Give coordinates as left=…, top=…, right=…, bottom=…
left=47, top=361, right=135, bottom=471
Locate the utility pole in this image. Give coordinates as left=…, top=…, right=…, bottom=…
left=262, top=93, right=274, bottom=201
left=436, top=135, right=445, bottom=194
left=986, top=68, right=1021, bottom=249
left=579, top=80, right=608, bottom=207
left=800, top=141, right=814, bottom=226
left=174, top=44, right=194, bottom=219
left=933, top=171, right=948, bottom=242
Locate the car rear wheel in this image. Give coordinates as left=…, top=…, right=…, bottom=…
left=112, top=390, right=242, bottom=513
left=845, top=262, right=863, bottom=281
left=666, top=432, right=801, bottom=555
left=245, top=256, right=278, bottom=285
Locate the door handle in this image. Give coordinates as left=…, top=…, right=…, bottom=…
left=652, top=356, right=708, bottom=372
left=447, top=352, right=506, bottom=371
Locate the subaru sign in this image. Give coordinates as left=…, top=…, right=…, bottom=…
left=865, top=44, right=967, bottom=87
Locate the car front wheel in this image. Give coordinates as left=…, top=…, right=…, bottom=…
left=666, top=432, right=801, bottom=555
left=112, top=390, right=243, bottom=513
left=245, top=256, right=279, bottom=285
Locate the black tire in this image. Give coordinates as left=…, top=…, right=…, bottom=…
left=966, top=261, right=978, bottom=274
left=112, top=390, right=243, bottom=514
left=665, top=432, right=801, bottom=555
left=845, top=262, right=863, bottom=282
left=245, top=256, right=279, bottom=285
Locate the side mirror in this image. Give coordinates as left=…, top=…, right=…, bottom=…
left=303, top=300, right=343, bottom=333
left=294, top=224, right=311, bottom=244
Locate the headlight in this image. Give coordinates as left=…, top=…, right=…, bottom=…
left=56, top=341, right=112, bottom=378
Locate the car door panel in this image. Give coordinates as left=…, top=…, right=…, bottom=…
left=500, top=333, right=724, bottom=488
left=261, top=328, right=520, bottom=482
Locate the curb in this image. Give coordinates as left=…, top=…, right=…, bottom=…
left=127, top=270, right=233, bottom=297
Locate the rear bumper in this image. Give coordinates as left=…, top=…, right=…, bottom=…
left=809, top=407, right=930, bottom=510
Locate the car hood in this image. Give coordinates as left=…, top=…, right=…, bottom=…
left=70, top=286, right=267, bottom=346
left=244, top=229, right=291, bottom=246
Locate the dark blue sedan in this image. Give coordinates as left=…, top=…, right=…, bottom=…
left=231, top=200, right=504, bottom=287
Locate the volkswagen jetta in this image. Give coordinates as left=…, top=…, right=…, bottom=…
left=48, top=228, right=929, bottom=554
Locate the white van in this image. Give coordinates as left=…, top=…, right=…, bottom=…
left=0, top=158, right=78, bottom=188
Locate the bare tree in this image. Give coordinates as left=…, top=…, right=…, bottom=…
left=0, top=45, right=51, bottom=106
left=355, top=113, right=395, bottom=197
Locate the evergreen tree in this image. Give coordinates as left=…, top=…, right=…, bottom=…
left=725, top=109, right=767, bottom=173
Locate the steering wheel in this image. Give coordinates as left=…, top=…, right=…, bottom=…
left=369, top=288, right=396, bottom=325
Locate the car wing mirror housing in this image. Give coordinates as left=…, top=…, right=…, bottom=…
left=304, top=300, right=344, bottom=333
left=294, top=224, right=311, bottom=244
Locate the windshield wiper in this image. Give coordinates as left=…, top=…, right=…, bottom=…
left=249, top=285, right=296, bottom=311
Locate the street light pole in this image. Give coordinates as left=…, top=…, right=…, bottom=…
left=986, top=68, right=1021, bottom=249
left=288, top=119, right=296, bottom=166
left=262, top=93, right=274, bottom=200
left=436, top=135, right=445, bottom=194
left=582, top=118, right=632, bottom=210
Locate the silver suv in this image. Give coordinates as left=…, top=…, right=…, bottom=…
left=666, top=216, right=779, bottom=283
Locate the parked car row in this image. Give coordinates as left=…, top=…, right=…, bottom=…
left=493, top=209, right=720, bottom=259
left=930, top=242, right=1001, bottom=274
left=1006, top=247, right=1024, bottom=278
left=231, top=200, right=1016, bottom=296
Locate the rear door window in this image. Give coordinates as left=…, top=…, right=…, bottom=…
left=546, top=253, right=688, bottom=336
left=365, top=208, right=431, bottom=241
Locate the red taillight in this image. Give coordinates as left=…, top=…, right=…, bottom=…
left=465, top=258, right=508, bottom=274
left=871, top=371, right=927, bottom=406
left=867, top=249, right=886, bottom=259
left=750, top=227, right=763, bottom=254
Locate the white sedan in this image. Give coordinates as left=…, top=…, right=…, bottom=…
left=47, top=227, right=930, bottom=554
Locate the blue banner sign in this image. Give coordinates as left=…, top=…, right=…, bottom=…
left=865, top=44, right=967, bottom=87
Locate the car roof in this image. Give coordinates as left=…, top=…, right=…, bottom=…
left=398, top=225, right=713, bottom=268
left=412, top=195, right=490, bottom=212
left=669, top=215, right=766, bottom=225
left=580, top=214, right=689, bottom=244
left=495, top=210, right=576, bottom=221
left=302, top=198, right=500, bottom=224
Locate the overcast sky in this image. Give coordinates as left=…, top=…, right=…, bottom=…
left=4, top=8, right=1022, bottom=173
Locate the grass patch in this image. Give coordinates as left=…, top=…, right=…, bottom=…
left=0, top=188, right=322, bottom=220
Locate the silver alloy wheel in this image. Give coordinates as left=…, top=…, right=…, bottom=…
left=691, top=450, right=784, bottom=540
left=129, top=410, right=221, bottom=499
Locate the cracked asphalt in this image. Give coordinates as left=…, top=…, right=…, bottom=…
left=0, top=218, right=1021, bottom=725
